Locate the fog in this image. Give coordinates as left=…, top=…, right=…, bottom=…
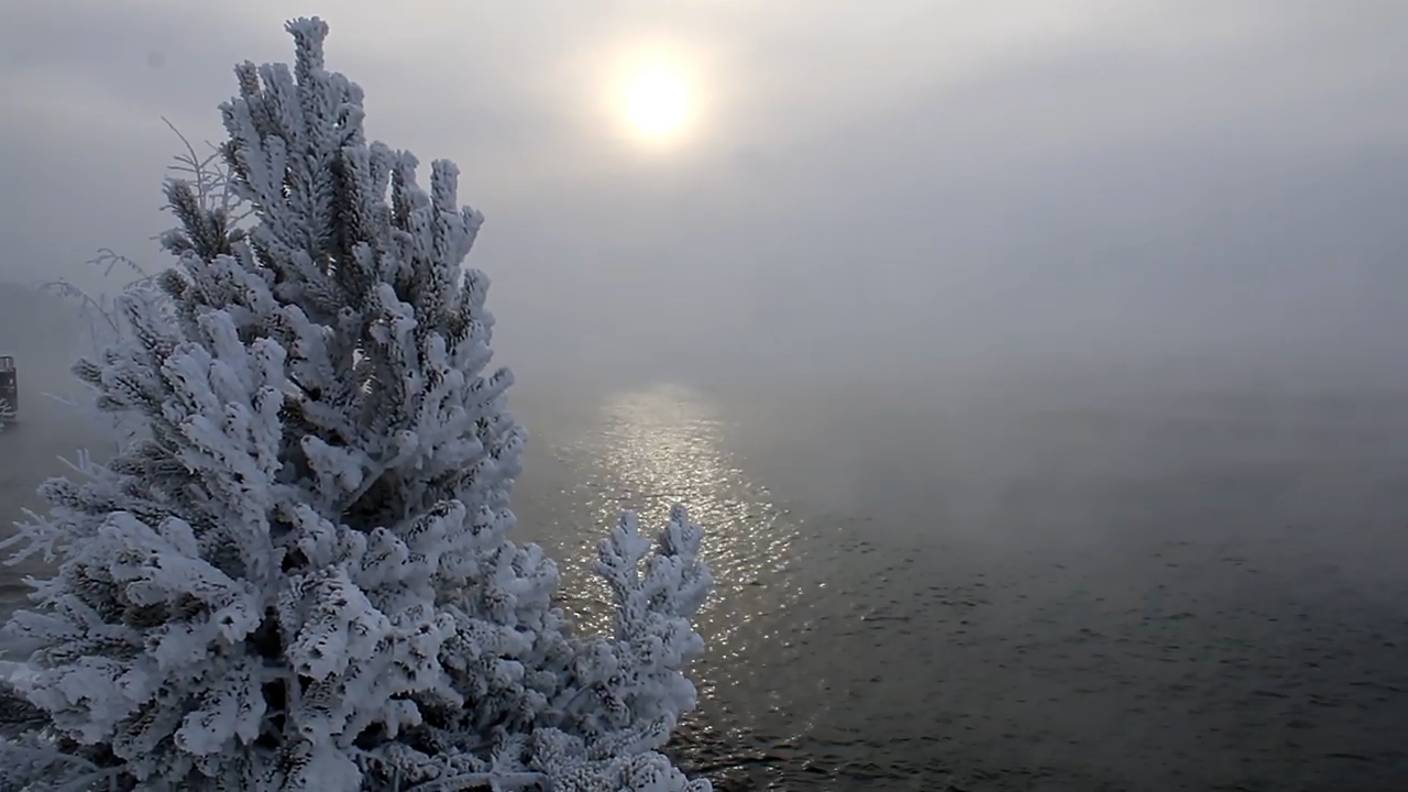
left=5, top=5, right=1408, bottom=786
left=3, top=1, right=1408, bottom=403
left=6, top=0, right=1408, bottom=576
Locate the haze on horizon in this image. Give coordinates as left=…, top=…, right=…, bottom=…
left=3, top=1, right=1408, bottom=402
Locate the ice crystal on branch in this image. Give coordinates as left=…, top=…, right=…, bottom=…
left=1, top=18, right=712, bottom=791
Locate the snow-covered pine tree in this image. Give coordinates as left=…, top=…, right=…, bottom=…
left=0, top=18, right=712, bottom=792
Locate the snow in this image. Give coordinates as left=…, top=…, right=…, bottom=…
left=0, top=17, right=712, bottom=791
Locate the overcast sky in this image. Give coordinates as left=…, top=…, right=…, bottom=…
left=4, top=1, right=1408, bottom=395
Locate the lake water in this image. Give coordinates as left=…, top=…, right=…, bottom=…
left=512, top=382, right=1408, bottom=791
left=4, top=380, right=1408, bottom=790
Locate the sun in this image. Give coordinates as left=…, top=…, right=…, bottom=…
left=612, top=50, right=697, bottom=145
left=624, top=66, right=690, bottom=140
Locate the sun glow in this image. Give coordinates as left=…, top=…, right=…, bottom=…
left=611, top=48, right=698, bottom=145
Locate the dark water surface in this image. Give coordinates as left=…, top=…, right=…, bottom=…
left=513, top=383, right=1408, bottom=791
left=4, top=382, right=1408, bottom=790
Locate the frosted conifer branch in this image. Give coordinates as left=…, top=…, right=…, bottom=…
left=2, top=17, right=714, bottom=791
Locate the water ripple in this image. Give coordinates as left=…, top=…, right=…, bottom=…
left=514, top=384, right=1408, bottom=791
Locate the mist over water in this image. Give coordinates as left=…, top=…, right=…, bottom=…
left=504, top=375, right=1408, bottom=790
left=5, top=2, right=1408, bottom=788
left=4, top=294, right=1408, bottom=788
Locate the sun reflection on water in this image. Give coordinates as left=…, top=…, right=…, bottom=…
left=519, top=383, right=802, bottom=668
